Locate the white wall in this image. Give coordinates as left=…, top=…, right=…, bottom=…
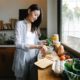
left=0, top=0, right=47, bottom=42
left=0, top=0, right=58, bottom=38
left=47, top=0, right=57, bottom=37
left=0, top=0, right=47, bottom=28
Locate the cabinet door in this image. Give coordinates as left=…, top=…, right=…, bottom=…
left=0, top=47, right=15, bottom=77
left=6, top=47, right=16, bottom=77
left=0, top=48, right=7, bottom=76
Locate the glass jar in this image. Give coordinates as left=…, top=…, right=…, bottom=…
left=51, top=34, right=59, bottom=42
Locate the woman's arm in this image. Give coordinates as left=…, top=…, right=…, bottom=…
left=15, top=21, right=43, bottom=50
left=15, top=21, right=26, bottom=50
left=25, top=44, right=42, bottom=49
left=38, top=40, right=47, bottom=45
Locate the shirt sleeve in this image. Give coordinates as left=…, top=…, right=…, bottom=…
left=15, top=21, right=29, bottom=51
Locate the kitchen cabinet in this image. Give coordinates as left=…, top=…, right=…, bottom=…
left=0, top=46, right=15, bottom=77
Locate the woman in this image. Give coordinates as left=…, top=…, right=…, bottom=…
left=12, top=4, right=46, bottom=80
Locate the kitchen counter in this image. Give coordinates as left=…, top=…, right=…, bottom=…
left=37, top=51, right=62, bottom=80
left=0, top=46, right=15, bottom=77
left=38, top=66, right=62, bottom=80
left=0, top=45, right=15, bottom=47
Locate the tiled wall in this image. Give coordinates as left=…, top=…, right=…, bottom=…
left=0, top=31, right=15, bottom=44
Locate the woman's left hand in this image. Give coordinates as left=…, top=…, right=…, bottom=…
left=40, top=45, right=48, bottom=57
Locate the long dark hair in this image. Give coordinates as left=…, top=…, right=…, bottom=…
left=26, top=4, right=42, bottom=31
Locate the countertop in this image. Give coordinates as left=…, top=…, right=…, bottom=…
left=0, top=45, right=15, bottom=47
left=37, top=51, right=62, bottom=80
left=38, top=66, right=62, bottom=80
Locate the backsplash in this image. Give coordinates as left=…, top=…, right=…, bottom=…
left=0, top=31, right=15, bottom=45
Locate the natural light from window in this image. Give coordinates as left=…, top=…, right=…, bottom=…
left=61, top=0, right=80, bottom=52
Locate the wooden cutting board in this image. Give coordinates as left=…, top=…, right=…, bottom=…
left=45, top=54, right=59, bottom=61
left=34, top=58, right=53, bottom=69
left=35, top=52, right=59, bottom=69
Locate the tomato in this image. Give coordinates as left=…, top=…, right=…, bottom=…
left=60, top=55, right=66, bottom=61
left=65, top=55, right=71, bottom=59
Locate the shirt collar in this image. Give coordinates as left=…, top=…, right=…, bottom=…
left=24, top=19, right=28, bottom=24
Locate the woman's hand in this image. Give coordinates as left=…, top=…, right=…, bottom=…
left=39, top=40, right=47, bottom=45
left=36, top=45, right=43, bottom=49
left=40, top=45, right=48, bottom=57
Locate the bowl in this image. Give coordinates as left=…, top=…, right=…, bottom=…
left=64, top=59, right=80, bottom=80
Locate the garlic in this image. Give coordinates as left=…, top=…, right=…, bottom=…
left=52, top=60, right=64, bottom=74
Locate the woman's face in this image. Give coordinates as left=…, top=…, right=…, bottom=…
left=27, top=10, right=40, bottom=22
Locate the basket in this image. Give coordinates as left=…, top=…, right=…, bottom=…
left=64, top=68, right=80, bottom=80
left=64, top=59, right=80, bottom=80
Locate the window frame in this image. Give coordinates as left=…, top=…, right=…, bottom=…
left=57, top=0, right=80, bottom=57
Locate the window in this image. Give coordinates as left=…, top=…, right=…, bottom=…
left=61, top=0, right=80, bottom=52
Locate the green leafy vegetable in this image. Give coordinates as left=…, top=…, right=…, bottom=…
left=64, top=60, right=73, bottom=71
left=64, top=59, right=80, bottom=80
left=46, top=38, right=52, bottom=46
left=72, top=58, right=80, bottom=74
